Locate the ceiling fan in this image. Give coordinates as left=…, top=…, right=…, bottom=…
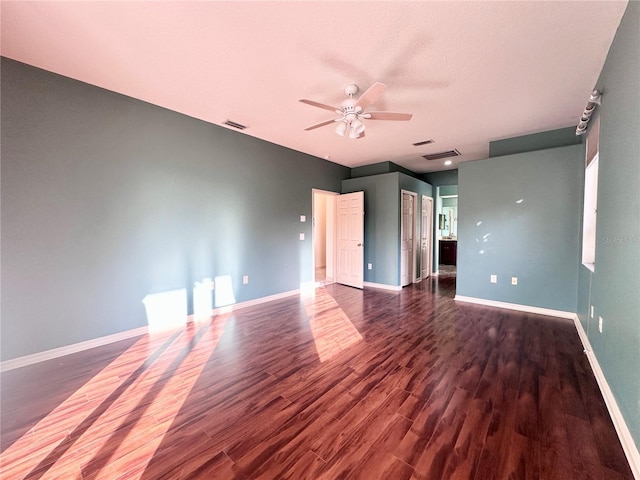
left=300, top=82, right=412, bottom=139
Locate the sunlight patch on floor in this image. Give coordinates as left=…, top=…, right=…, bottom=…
left=302, top=287, right=363, bottom=363
left=0, top=314, right=231, bottom=479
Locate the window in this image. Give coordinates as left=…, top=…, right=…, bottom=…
left=582, top=116, right=599, bottom=271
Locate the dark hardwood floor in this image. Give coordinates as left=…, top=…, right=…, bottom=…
left=1, top=276, right=634, bottom=479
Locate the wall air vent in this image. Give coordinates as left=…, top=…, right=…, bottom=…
left=223, top=120, right=248, bottom=130
left=412, top=139, right=434, bottom=146
left=423, top=149, right=461, bottom=161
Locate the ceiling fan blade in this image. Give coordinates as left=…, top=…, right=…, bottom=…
left=355, top=82, right=386, bottom=110
left=299, top=99, right=340, bottom=113
left=366, top=111, right=413, bottom=121
left=304, top=119, right=339, bottom=131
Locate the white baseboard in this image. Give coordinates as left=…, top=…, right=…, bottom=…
left=0, top=326, right=149, bottom=373
left=453, top=294, right=639, bottom=478
left=363, top=281, right=402, bottom=292
left=453, top=295, right=576, bottom=319
left=573, top=317, right=640, bottom=479
left=207, top=288, right=300, bottom=316
left=1, top=288, right=302, bottom=373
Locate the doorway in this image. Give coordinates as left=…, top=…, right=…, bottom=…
left=436, top=186, right=458, bottom=276
left=312, top=189, right=338, bottom=284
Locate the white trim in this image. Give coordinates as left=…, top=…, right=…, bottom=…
left=421, top=195, right=434, bottom=281
left=312, top=188, right=339, bottom=287
left=0, top=288, right=302, bottom=373
left=0, top=326, right=149, bottom=373
left=209, top=288, right=301, bottom=316
left=401, top=189, right=420, bottom=285
left=453, top=295, right=576, bottom=319
left=364, top=281, right=402, bottom=292
left=573, top=317, right=640, bottom=480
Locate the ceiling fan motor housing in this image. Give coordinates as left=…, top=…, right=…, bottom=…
left=340, top=98, right=360, bottom=124
left=344, top=84, right=359, bottom=97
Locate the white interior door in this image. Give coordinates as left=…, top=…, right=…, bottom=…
left=336, top=191, right=364, bottom=289
left=401, top=191, right=415, bottom=287
left=421, top=195, right=433, bottom=279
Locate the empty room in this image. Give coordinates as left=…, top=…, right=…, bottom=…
left=1, top=1, right=638, bottom=479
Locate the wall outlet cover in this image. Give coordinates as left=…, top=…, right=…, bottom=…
left=511, top=277, right=518, bottom=286
left=490, top=275, right=497, bottom=284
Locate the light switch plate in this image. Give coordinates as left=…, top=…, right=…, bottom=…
left=299, top=233, right=305, bottom=240
left=300, top=215, right=306, bottom=222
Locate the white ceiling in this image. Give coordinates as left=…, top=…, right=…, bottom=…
left=0, top=1, right=628, bottom=173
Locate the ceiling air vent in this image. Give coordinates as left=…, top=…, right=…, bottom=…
left=423, top=149, right=461, bottom=161
left=412, top=139, right=434, bottom=146
left=223, top=119, right=248, bottom=130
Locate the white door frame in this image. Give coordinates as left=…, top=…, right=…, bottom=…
left=312, top=189, right=338, bottom=285
left=421, top=195, right=434, bottom=280
left=401, top=190, right=418, bottom=286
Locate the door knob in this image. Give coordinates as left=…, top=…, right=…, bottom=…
left=357, top=243, right=362, bottom=247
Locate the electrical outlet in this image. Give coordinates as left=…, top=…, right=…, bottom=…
left=490, top=275, right=497, bottom=284
left=590, top=305, right=594, bottom=318
left=299, top=233, right=305, bottom=240
left=243, top=275, right=249, bottom=285
left=511, top=277, right=518, bottom=286
left=598, top=316, right=603, bottom=333
left=367, top=263, right=372, bottom=270
left=300, top=215, right=306, bottom=222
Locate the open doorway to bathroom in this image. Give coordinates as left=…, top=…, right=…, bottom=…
left=437, top=186, right=458, bottom=276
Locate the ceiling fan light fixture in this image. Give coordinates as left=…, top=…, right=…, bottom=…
left=351, top=119, right=365, bottom=135
left=335, top=121, right=347, bottom=136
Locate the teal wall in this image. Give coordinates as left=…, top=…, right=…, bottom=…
left=351, top=161, right=418, bottom=179
left=489, top=126, right=581, bottom=158
left=1, top=58, right=350, bottom=361
left=342, top=172, right=432, bottom=286
left=577, top=1, right=640, bottom=449
left=457, top=144, right=583, bottom=312
left=439, top=185, right=458, bottom=197
left=422, top=169, right=458, bottom=187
